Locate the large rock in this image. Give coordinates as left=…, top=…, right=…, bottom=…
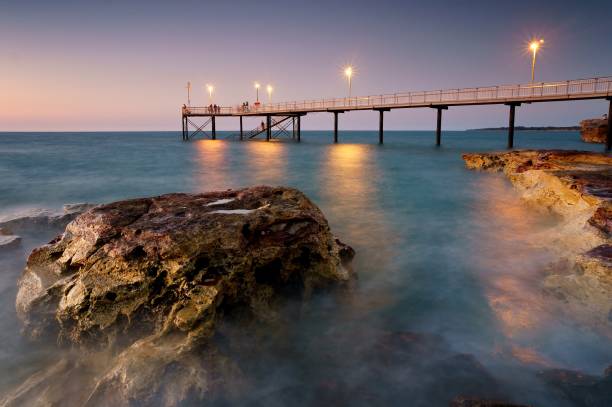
left=580, top=118, right=608, bottom=144
left=463, top=150, right=612, bottom=332
left=7, top=186, right=354, bottom=406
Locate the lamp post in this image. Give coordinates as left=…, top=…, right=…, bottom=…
left=344, top=66, right=353, bottom=99
left=267, top=84, right=273, bottom=103
left=186, top=81, right=191, bottom=106
left=529, top=39, right=544, bottom=82
left=254, top=82, right=260, bottom=103
left=206, top=84, right=214, bottom=104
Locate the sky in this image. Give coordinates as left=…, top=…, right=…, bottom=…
left=1, top=0, right=611, bottom=131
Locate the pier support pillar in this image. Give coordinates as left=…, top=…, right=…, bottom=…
left=334, top=112, right=339, bottom=143
left=266, top=115, right=271, bottom=141
left=297, top=115, right=301, bottom=142
left=239, top=116, right=243, bottom=141
left=185, top=117, right=189, bottom=141
left=432, top=106, right=448, bottom=146
left=379, top=110, right=384, bottom=144
left=292, top=117, right=296, bottom=139
left=505, top=103, right=520, bottom=149
left=332, top=111, right=344, bottom=143
left=375, top=109, right=390, bottom=144
left=181, top=116, right=186, bottom=141
left=606, top=98, right=611, bottom=152
left=211, top=116, right=216, bottom=140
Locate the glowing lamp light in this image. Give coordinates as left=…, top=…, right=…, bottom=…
left=344, top=66, right=353, bottom=79
left=343, top=65, right=354, bottom=99
left=528, top=38, right=544, bottom=82
left=206, top=84, right=214, bottom=103
left=254, top=82, right=260, bottom=102
left=529, top=39, right=543, bottom=52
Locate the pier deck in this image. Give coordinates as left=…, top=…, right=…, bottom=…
left=181, top=76, right=612, bottom=150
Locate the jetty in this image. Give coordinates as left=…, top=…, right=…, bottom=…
left=181, top=76, right=612, bottom=151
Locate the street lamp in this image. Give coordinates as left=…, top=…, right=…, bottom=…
left=344, top=66, right=353, bottom=98
left=206, top=84, right=214, bottom=104
left=254, top=82, right=260, bottom=103
left=529, top=39, right=544, bottom=82
left=186, top=81, right=191, bottom=106
left=267, top=84, right=273, bottom=103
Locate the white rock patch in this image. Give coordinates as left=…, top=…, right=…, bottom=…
left=210, top=203, right=270, bottom=215
left=210, top=209, right=255, bottom=215
left=206, top=198, right=235, bottom=207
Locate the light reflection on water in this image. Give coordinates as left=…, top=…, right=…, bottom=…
left=0, top=131, right=610, bottom=405
left=243, top=141, right=287, bottom=186
left=467, top=175, right=560, bottom=367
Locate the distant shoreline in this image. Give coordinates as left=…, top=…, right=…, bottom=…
left=468, top=126, right=580, bottom=131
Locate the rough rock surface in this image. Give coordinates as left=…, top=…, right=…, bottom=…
left=463, top=150, right=612, bottom=332
left=580, top=118, right=608, bottom=144
left=5, top=186, right=354, bottom=406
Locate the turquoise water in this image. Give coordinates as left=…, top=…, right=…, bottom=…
left=0, top=131, right=610, bottom=406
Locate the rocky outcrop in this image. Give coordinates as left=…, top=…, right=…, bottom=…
left=5, top=186, right=354, bottom=406
left=463, top=150, right=612, bottom=332
left=580, top=118, right=608, bottom=144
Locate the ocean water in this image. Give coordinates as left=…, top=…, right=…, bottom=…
left=0, top=130, right=610, bottom=406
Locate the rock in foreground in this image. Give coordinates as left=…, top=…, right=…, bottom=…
left=463, top=150, right=612, bottom=332
left=8, top=186, right=354, bottom=406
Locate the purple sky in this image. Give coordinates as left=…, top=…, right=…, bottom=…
left=1, top=0, right=611, bottom=131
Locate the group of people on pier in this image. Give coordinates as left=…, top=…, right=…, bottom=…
left=207, top=104, right=221, bottom=114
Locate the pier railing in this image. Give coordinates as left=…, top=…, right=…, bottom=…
left=182, top=76, right=612, bottom=116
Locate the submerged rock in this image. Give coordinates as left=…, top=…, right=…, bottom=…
left=580, top=118, right=608, bottom=144
left=0, top=235, right=21, bottom=252
left=300, top=330, right=520, bottom=406
left=539, top=365, right=612, bottom=407
left=463, top=150, right=612, bottom=332
left=7, top=186, right=354, bottom=406
left=63, top=203, right=98, bottom=214
left=0, top=203, right=97, bottom=236
left=450, top=397, right=531, bottom=407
